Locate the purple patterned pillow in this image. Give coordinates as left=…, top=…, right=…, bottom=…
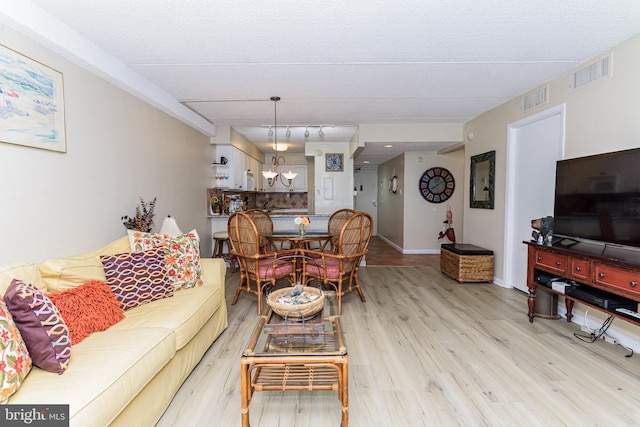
left=4, top=279, right=72, bottom=374
left=100, top=248, right=173, bottom=310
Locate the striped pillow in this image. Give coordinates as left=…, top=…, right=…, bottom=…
left=100, top=248, right=173, bottom=310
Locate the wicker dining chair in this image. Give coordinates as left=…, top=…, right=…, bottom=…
left=244, top=209, right=276, bottom=253
left=319, top=208, right=357, bottom=252
left=300, top=212, right=373, bottom=313
left=228, top=212, right=296, bottom=314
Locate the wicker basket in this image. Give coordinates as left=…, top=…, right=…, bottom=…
left=267, top=286, right=324, bottom=321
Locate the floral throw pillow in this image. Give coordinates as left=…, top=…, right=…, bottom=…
left=127, top=229, right=206, bottom=291
left=0, top=298, right=32, bottom=403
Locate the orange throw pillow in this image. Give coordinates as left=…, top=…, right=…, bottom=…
left=48, top=280, right=125, bottom=345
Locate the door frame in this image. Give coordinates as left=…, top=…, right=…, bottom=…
left=504, top=104, right=565, bottom=291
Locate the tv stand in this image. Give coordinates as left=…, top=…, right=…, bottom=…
left=525, top=241, right=640, bottom=324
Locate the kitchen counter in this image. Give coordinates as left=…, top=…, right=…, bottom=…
left=209, top=213, right=330, bottom=235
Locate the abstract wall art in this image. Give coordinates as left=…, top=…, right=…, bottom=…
left=0, top=44, right=66, bottom=152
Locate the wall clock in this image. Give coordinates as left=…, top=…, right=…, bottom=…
left=419, top=167, right=455, bottom=203
left=325, top=153, right=343, bottom=172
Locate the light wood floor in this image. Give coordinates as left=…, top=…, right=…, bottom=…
left=157, top=258, right=640, bottom=426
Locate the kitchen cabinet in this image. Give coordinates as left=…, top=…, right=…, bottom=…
left=213, top=145, right=262, bottom=190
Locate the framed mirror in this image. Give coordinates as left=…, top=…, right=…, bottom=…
left=470, top=150, right=495, bottom=209
left=389, top=174, right=398, bottom=194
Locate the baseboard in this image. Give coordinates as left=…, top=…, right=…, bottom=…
left=376, top=234, right=440, bottom=255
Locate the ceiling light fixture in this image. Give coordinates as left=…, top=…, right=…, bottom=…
left=273, top=142, right=288, bottom=152
left=261, top=96, right=297, bottom=187
left=383, top=144, right=394, bottom=148
left=285, top=126, right=291, bottom=141
left=304, top=126, right=310, bottom=141
left=318, top=126, right=325, bottom=139
left=267, top=126, right=274, bottom=141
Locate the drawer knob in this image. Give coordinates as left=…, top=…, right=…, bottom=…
left=556, top=261, right=562, bottom=266
left=537, top=256, right=542, bottom=261
left=599, top=273, right=605, bottom=278
left=575, top=267, right=582, bottom=272
left=631, top=281, right=638, bottom=287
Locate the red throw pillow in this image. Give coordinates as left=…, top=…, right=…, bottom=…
left=47, top=280, right=125, bottom=345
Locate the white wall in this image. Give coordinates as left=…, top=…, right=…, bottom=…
left=305, top=142, right=353, bottom=214
left=0, top=28, right=212, bottom=263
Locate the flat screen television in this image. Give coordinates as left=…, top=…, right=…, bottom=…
left=553, top=147, right=640, bottom=248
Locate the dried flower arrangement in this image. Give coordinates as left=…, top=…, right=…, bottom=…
left=121, top=197, right=156, bottom=232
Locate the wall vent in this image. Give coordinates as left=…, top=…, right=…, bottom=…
left=521, top=86, right=548, bottom=111
left=570, top=55, right=611, bottom=89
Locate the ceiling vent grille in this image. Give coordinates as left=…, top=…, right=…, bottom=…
left=522, top=86, right=548, bottom=111
left=570, top=55, right=611, bottom=89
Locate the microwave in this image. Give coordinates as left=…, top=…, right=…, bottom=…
left=243, top=171, right=255, bottom=190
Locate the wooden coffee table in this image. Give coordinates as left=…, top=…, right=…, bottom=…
left=240, top=291, right=348, bottom=426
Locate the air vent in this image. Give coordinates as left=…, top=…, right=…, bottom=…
left=521, top=86, right=548, bottom=111
left=570, top=55, right=611, bottom=89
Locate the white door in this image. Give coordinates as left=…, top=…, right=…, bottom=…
left=354, top=167, right=378, bottom=235
left=505, top=105, right=565, bottom=292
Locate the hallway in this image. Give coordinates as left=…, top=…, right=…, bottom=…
left=365, top=236, right=440, bottom=267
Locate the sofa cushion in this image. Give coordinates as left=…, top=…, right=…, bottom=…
left=47, top=280, right=125, bottom=344
left=0, top=298, right=32, bottom=403
left=8, top=326, right=175, bottom=427
left=108, top=284, right=223, bottom=350
left=101, top=249, right=173, bottom=310
left=127, top=230, right=206, bottom=291
left=39, top=236, right=131, bottom=292
left=4, top=280, right=72, bottom=374
left=0, top=263, right=46, bottom=296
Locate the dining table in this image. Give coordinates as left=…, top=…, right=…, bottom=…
left=267, top=231, right=332, bottom=251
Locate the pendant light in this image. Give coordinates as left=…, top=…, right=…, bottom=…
left=262, top=96, right=298, bottom=187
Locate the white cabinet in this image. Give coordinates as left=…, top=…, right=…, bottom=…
left=290, top=165, right=307, bottom=192
left=213, top=145, right=262, bottom=191
left=262, top=164, right=307, bottom=192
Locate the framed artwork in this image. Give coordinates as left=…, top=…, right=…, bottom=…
left=0, top=44, right=66, bottom=152
left=325, top=153, right=343, bottom=172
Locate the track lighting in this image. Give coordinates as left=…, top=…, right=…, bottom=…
left=318, top=126, right=325, bottom=139
left=304, top=127, right=309, bottom=141
left=285, top=126, right=291, bottom=141
left=267, top=126, right=273, bottom=141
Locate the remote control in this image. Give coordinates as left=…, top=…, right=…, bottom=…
left=615, top=307, right=640, bottom=319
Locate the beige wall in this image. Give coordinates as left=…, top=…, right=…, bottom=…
left=377, top=154, right=405, bottom=247
left=404, top=150, right=465, bottom=252
left=377, top=150, right=465, bottom=253
left=0, top=28, right=212, bottom=263
left=463, top=33, right=640, bottom=285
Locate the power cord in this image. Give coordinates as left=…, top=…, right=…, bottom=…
left=573, top=312, right=614, bottom=343
left=573, top=313, right=634, bottom=357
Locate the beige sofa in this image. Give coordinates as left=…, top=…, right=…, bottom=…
left=0, top=236, right=228, bottom=427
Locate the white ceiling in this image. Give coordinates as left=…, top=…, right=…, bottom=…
left=8, top=1, right=640, bottom=165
